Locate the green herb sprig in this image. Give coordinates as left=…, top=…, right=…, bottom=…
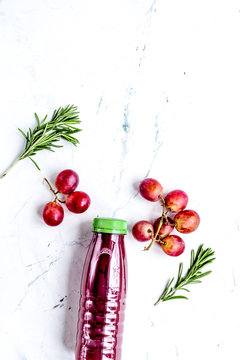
left=155, top=244, right=215, bottom=304
left=1, top=105, right=81, bottom=178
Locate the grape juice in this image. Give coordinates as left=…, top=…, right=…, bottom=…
left=75, top=218, right=127, bottom=360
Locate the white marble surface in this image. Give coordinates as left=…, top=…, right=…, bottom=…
left=1, top=0, right=240, bottom=359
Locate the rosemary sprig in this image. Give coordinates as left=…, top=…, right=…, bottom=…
left=1, top=105, right=81, bottom=178
left=154, top=244, right=215, bottom=304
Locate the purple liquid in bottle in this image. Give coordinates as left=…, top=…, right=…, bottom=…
left=76, top=218, right=127, bottom=360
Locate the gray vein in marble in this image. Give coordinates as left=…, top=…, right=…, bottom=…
left=11, top=200, right=29, bottom=222
left=138, top=0, right=160, bottom=70
left=19, top=355, right=28, bottom=360
left=145, top=114, right=163, bottom=178
left=27, top=266, right=51, bottom=288
left=14, top=257, right=61, bottom=312
left=112, top=88, right=135, bottom=209
left=52, top=295, right=67, bottom=309
left=96, top=95, right=103, bottom=115
left=69, top=238, right=91, bottom=249
left=112, top=2, right=160, bottom=209
left=135, top=0, right=159, bottom=70
left=137, top=43, right=147, bottom=69
left=12, top=346, right=28, bottom=360
left=232, top=270, right=236, bottom=287
left=26, top=256, right=51, bottom=269
left=98, top=3, right=159, bottom=218
left=175, top=345, right=179, bottom=356
left=53, top=303, right=64, bottom=309
left=122, top=103, right=131, bottom=133
left=149, top=319, right=155, bottom=327
left=112, top=188, right=139, bottom=218
left=121, top=88, right=134, bottom=138
left=122, top=88, right=134, bottom=135
left=147, top=0, right=158, bottom=15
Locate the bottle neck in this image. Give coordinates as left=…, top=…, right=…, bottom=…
left=93, top=232, right=125, bottom=243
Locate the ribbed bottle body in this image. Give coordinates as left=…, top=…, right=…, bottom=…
left=76, top=232, right=127, bottom=360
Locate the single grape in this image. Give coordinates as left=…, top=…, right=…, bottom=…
left=43, top=201, right=64, bottom=226
left=174, top=210, right=200, bottom=233
left=66, top=191, right=91, bottom=213
left=132, top=221, right=154, bottom=242
left=153, top=216, right=175, bottom=238
left=160, top=235, right=185, bottom=256
left=139, top=178, right=163, bottom=202
left=164, top=190, right=188, bottom=213
left=55, top=169, right=79, bottom=195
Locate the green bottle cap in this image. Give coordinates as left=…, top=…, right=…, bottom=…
left=92, top=217, right=127, bottom=234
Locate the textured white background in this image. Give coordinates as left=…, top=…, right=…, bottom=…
left=0, top=0, right=240, bottom=359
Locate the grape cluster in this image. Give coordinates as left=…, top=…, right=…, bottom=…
left=42, top=169, right=91, bottom=226
left=132, top=178, right=200, bottom=256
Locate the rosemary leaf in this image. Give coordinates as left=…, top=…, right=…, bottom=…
left=166, top=295, right=188, bottom=301
left=190, top=249, right=195, bottom=267
left=176, top=263, right=183, bottom=286
left=34, top=113, right=40, bottom=127
left=154, top=244, right=215, bottom=304
left=18, top=128, right=28, bottom=140
left=1, top=104, right=81, bottom=178
left=29, top=157, right=41, bottom=170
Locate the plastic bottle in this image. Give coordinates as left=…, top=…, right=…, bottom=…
left=76, top=217, right=128, bottom=360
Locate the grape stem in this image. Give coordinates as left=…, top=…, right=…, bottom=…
left=43, top=177, right=65, bottom=203
left=144, top=195, right=169, bottom=251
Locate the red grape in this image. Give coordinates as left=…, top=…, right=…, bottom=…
left=139, top=178, right=163, bottom=202
left=165, top=190, right=188, bottom=213
left=160, top=235, right=185, bottom=256
left=174, top=210, right=200, bottom=233
left=132, top=221, right=154, bottom=242
left=55, top=169, right=79, bottom=195
left=153, top=217, right=175, bottom=238
left=43, top=201, right=64, bottom=226
left=66, top=191, right=91, bottom=214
